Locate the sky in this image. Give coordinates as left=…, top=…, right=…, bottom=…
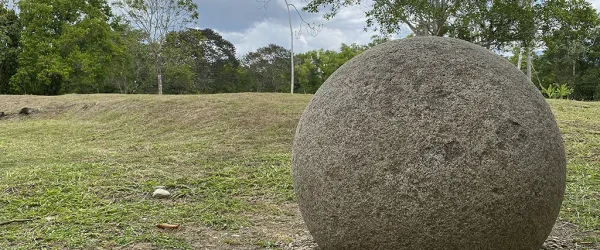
left=194, top=0, right=409, bottom=57
left=195, top=0, right=600, bottom=58
left=6, top=0, right=600, bottom=57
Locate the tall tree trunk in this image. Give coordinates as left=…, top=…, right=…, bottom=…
left=157, top=70, right=163, bottom=95
left=526, top=47, right=532, bottom=81
left=572, top=60, right=576, bottom=76
left=286, top=0, right=294, bottom=94
left=156, top=53, right=163, bottom=95
left=517, top=48, right=523, bottom=71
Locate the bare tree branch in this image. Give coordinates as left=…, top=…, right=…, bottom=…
left=288, top=3, right=323, bottom=37
left=256, top=0, right=323, bottom=38
left=255, top=0, right=323, bottom=94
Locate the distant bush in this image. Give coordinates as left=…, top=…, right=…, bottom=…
left=542, top=83, right=573, bottom=99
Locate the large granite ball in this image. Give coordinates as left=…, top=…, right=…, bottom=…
left=291, top=36, right=566, bottom=250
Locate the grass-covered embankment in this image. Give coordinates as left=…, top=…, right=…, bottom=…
left=0, top=94, right=598, bottom=249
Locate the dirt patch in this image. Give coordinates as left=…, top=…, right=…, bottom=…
left=168, top=203, right=598, bottom=250
left=171, top=203, right=316, bottom=250
left=542, top=221, right=600, bottom=250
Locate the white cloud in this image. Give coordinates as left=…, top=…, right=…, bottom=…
left=215, top=1, right=410, bottom=58
left=209, top=0, right=600, bottom=57
left=217, top=19, right=376, bottom=58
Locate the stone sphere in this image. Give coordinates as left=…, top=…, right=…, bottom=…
left=291, top=36, right=566, bottom=250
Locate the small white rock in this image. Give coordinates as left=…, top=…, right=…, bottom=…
left=152, top=188, right=170, bottom=198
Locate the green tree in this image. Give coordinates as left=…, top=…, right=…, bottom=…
left=112, top=0, right=199, bottom=95
left=530, top=0, right=600, bottom=100
left=105, top=24, right=154, bottom=94
left=162, top=29, right=201, bottom=94
left=448, top=0, right=536, bottom=50
left=304, top=0, right=454, bottom=36
left=242, top=44, right=291, bottom=93
left=295, top=43, right=367, bottom=93
left=11, top=0, right=120, bottom=95
left=237, top=66, right=255, bottom=93
left=304, top=0, right=540, bottom=81
left=163, top=64, right=194, bottom=94
left=60, top=18, right=124, bottom=93
left=539, top=0, right=599, bottom=77
left=216, top=63, right=245, bottom=93
left=0, top=6, right=20, bottom=94
left=161, top=28, right=244, bottom=94
left=295, top=50, right=323, bottom=93
left=303, top=0, right=545, bottom=81
left=304, top=0, right=533, bottom=47
left=194, top=29, right=240, bottom=93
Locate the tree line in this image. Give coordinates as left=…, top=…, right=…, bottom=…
left=1, top=0, right=600, bottom=100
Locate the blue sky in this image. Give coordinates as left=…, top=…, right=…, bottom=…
left=193, top=0, right=600, bottom=57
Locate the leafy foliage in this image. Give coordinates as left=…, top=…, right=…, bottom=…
left=112, top=0, right=199, bottom=94
left=0, top=6, right=20, bottom=94
left=304, top=0, right=536, bottom=49
left=542, top=83, right=574, bottom=99
left=9, top=0, right=121, bottom=95
left=105, top=24, right=154, bottom=94
left=1, top=0, right=600, bottom=98
left=531, top=0, right=600, bottom=100
left=193, top=28, right=241, bottom=93
left=294, top=43, right=367, bottom=93
left=242, top=44, right=292, bottom=93
left=449, top=0, right=537, bottom=49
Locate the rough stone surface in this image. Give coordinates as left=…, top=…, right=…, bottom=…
left=152, top=188, right=170, bottom=199
left=292, top=37, right=566, bottom=250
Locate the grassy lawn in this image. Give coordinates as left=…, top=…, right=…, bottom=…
left=550, top=100, right=600, bottom=237
left=0, top=94, right=598, bottom=249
